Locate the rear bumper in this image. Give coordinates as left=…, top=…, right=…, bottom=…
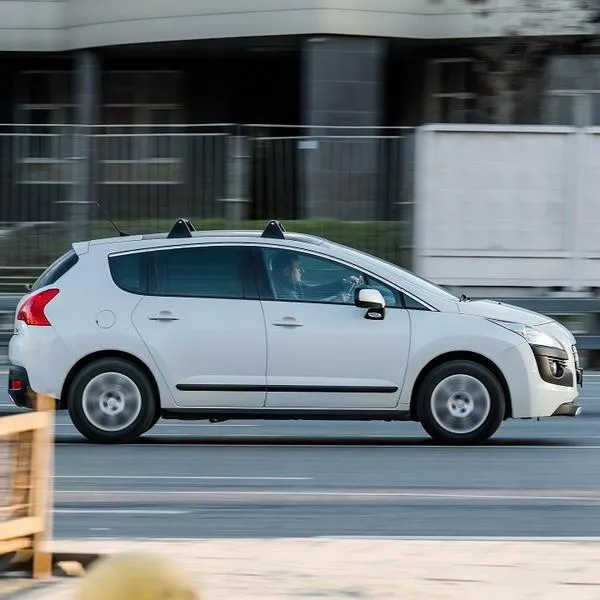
left=8, top=365, right=34, bottom=409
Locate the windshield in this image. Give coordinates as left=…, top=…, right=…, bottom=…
left=322, top=241, right=460, bottom=302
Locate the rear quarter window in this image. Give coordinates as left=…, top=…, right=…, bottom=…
left=109, top=252, right=147, bottom=295
left=31, top=249, right=79, bottom=291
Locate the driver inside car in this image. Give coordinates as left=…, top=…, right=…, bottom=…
left=270, top=251, right=362, bottom=302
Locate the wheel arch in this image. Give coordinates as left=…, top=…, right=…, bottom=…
left=409, top=351, right=513, bottom=421
left=59, top=350, right=161, bottom=413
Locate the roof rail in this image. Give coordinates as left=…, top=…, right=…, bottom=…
left=261, top=220, right=286, bottom=240
left=167, top=218, right=196, bottom=239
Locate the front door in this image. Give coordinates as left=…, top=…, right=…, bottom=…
left=131, top=244, right=267, bottom=408
left=256, top=247, right=411, bottom=409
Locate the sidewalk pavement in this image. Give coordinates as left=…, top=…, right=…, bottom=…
left=9, top=538, right=600, bottom=600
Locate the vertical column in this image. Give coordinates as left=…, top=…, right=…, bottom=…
left=223, top=133, right=250, bottom=224
left=68, top=51, right=100, bottom=244
left=300, top=36, right=386, bottom=220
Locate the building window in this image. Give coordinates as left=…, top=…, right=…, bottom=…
left=425, top=59, right=478, bottom=124
left=14, top=71, right=74, bottom=184
left=13, top=69, right=185, bottom=185
left=98, top=71, right=185, bottom=185
left=544, top=55, right=600, bottom=127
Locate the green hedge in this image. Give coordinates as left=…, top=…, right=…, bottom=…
left=0, top=219, right=413, bottom=278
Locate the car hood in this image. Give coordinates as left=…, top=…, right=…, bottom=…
left=457, top=299, right=554, bottom=327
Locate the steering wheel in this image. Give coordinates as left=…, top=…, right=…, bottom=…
left=339, top=274, right=365, bottom=303
left=317, top=274, right=366, bottom=304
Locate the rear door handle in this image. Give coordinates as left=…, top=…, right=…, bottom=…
left=148, top=312, right=180, bottom=321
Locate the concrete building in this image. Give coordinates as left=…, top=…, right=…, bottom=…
left=1, top=0, right=599, bottom=222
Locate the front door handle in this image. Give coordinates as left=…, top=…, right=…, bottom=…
left=272, top=317, right=303, bottom=328
left=148, top=312, right=180, bottom=321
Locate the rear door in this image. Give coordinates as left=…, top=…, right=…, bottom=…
left=127, top=244, right=267, bottom=408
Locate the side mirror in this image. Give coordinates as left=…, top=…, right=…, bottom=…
left=355, top=288, right=386, bottom=320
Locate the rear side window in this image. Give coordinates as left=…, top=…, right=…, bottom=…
left=31, top=249, right=79, bottom=292
left=150, top=246, right=245, bottom=299
left=109, top=252, right=147, bottom=295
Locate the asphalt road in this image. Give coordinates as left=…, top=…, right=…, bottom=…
left=2, top=373, right=600, bottom=540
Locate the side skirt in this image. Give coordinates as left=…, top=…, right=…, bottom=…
left=161, top=408, right=414, bottom=422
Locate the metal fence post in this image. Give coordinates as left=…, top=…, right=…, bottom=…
left=223, top=134, right=250, bottom=224
left=65, top=51, right=99, bottom=245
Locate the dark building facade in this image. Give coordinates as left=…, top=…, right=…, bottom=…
left=1, top=1, right=599, bottom=224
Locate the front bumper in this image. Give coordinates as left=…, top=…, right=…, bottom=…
left=531, top=344, right=575, bottom=388
left=552, top=401, right=583, bottom=417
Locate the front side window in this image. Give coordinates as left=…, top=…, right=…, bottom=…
left=260, top=248, right=400, bottom=307
left=149, top=246, right=245, bottom=299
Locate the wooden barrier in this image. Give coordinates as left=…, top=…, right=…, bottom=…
left=0, top=395, right=55, bottom=579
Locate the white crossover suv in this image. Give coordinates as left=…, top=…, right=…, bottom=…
left=8, top=219, right=582, bottom=444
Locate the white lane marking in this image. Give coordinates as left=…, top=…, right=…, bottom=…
left=50, top=536, right=600, bottom=542
left=313, top=535, right=600, bottom=541
left=54, top=475, right=312, bottom=481
left=52, top=441, right=600, bottom=449
left=52, top=490, right=600, bottom=501
left=53, top=509, right=189, bottom=515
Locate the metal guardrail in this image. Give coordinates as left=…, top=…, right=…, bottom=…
left=0, top=395, right=54, bottom=578
left=472, top=296, right=600, bottom=353
left=0, top=295, right=599, bottom=355
left=482, top=297, right=600, bottom=315
left=0, top=295, right=23, bottom=364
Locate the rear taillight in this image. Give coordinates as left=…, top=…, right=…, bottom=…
left=17, top=288, right=59, bottom=327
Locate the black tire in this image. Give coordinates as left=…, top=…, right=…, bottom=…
left=67, top=357, right=157, bottom=444
left=143, top=410, right=162, bottom=434
left=416, top=360, right=505, bottom=444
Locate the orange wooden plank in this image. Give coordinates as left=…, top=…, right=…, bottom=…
left=0, top=412, right=50, bottom=437
left=0, top=537, right=31, bottom=556
left=0, top=517, right=43, bottom=541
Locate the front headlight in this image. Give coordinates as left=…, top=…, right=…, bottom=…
left=487, top=319, right=565, bottom=350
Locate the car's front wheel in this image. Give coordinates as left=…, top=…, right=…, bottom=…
left=416, top=360, right=505, bottom=444
left=67, top=357, right=157, bottom=444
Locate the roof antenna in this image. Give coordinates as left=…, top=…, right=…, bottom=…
left=96, top=202, right=130, bottom=237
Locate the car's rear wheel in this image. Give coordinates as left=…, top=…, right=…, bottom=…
left=416, top=360, right=505, bottom=444
left=67, top=358, right=157, bottom=444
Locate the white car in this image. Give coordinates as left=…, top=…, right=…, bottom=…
left=8, top=219, right=582, bottom=444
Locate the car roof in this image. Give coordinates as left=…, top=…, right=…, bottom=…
left=82, top=222, right=327, bottom=250
left=140, top=229, right=324, bottom=244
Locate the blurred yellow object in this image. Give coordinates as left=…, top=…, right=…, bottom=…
left=75, top=552, right=200, bottom=600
